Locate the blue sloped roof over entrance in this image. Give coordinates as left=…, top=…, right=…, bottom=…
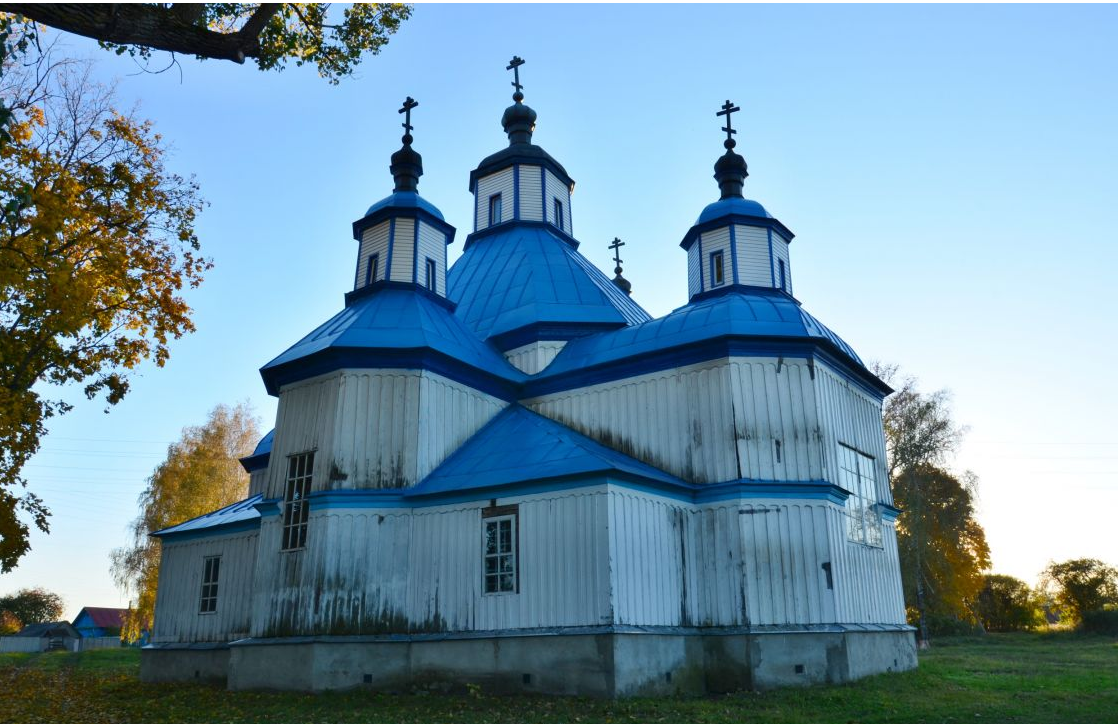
left=152, top=495, right=263, bottom=539
left=447, top=226, right=651, bottom=342
left=538, top=288, right=868, bottom=380
left=413, top=405, right=683, bottom=495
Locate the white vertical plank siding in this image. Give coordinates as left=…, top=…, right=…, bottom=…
left=390, top=218, right=416, bottom=283
left=772, top=231, right=792, bottom=294
left=152, top=532, right=258, bottom=643
left=699, top=226, right=732, bottom=289
left=736, top=225, right=771, bottom=287
left=502, top=341, right=568, bottom=375
left=475, top=168, right=515, bottom=230
left=268, top=374, right=341, bottom=499
left=687, top=244, right=701, bottom=298
left=517, top=165, right=543, bottom=221
left=355, top=221, right=390, bottom=289
left=416, top=221, right=446, bottom=296
left=248, top=469, right=268, bottom=497
left=544, top=169, right=572, bottom=232
left=414, top=371, right=506, bottom=480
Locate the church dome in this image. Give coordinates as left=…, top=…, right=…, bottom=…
left=695, top=196, right=772, bottom=225
left=363, top=191, right=445, bottom=221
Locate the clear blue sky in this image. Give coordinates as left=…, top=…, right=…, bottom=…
left=3, top=4, right=1116, bottom=618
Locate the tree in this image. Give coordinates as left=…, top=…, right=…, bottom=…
left=111, top=403, right=259, bottom=642
left=0, top=586, right=64, bottom=626
left=876, top=365, right=989, bottom=646
left=0, top=47, right=208, bottom=572
left=1040, top=558, right=1118, bottom=624
left=0, top=4, right=412, bottom=84
left=975, top=574, right=1041, bottom=632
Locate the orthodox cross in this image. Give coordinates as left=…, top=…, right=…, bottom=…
left=609, top=237, right=625, bottom=268
left=507, top=56, right=526, bottom=95
left=399, top=96, right=419, bottom=135
left=716, top=99, right=740, bottom=145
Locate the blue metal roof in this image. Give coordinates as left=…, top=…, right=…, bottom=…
left=364, top=191, right=445, bottom=221
left=414, top=405, right=683, bottom=495
left=447, top=225, right=651, bottom=342
left=260, top=288, right=526, bottom=392
left=151, top=494, right=262, bottom=538
left=251, top=429, right=274, bottom=457
left=538, top=288, right=866, bottom=379
left=696, top=197, right=772, bottom=224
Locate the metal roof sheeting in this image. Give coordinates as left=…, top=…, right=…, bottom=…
left=363, top=191, right=445, bottom=221
left=448, top=226, right=651, bottom=341
left=695, top=197, right=773, bottom=224
left=538, top=289, right=865, bottom=380
left=152, top=494, right=263, bottom=538
left=414, top=405, right=684, bottom=495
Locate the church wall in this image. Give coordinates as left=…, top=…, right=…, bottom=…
left=413, top=371, right=507, bottom=480
left=825, top=509, right=906, bottom=624
left=390, top=218, right=417, bottom=283
left=687, top=244, right=701, bottom=297
left=772, top=231, right=792, bottom=294
left=266, top=373, right=343, bottom=499
left=355, top=220, right=390, bottom=289
left=248, top=468, right=268, bottom=498
left=518, top=164, right=543, bottom=220
left=736, top=225, right=771, bottom=287
left=152, top=531, right=258, bottom=644
left=544, top=169, right=572, bottom=232
left=813, top=362, right=892, bottom=506
left=699, top=226, right=732, bottom=289
left=475, top=168, right=515, bottom=229
left=503, top=341, right=567, bottom=375
left=416, top=221, right=447, bottom=296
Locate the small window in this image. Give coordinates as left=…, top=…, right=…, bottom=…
left=710, top=250, right=725, bottom=287
left=778, top=259, right=786, bottom=292
left=199, top=556, right=220, bottom=613
left=282, top=451, right=314, bottom=551
left=489, top=194, right=502, bottom=227
left=483, top=508, right=518, bottom=594
left=553, top=198, right=564, bottom=231
left=365, top=254, right=379, bottom=286
left=425, top=257, right=436, bottom=291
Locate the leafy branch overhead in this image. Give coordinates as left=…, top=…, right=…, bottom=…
left=0, top=3, right=413, bottom=83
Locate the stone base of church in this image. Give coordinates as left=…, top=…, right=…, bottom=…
left=140, top=643, right=230, bottom=685
left=143, top=627, right=917, bottom=696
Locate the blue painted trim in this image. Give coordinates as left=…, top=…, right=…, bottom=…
left=687, top=283, right=794, bottom=305
left=261, top=346, right=521, bottom=400
left=239, top=451, right=270, bottom=473
left=877, top=502, right=902, bottom=522
left=469, top=147, right=574, bottom=195
left=512, top=164, right=520, bottom=220
left=384, top=217, right=396, bottom=283
left=255, top=499, right=281, bottom=517
left=767, top=227, right=776, bottom=288
left=540, top=166, right=547, bottom=225
left=353, top=205, right=455, bottom=243
left=412, top=217, right=420, bottom=284
left=156, top=518, right=260, bottom=543
left=680, top=214, right=795, bottom=252
left=461, top=219, right=580, bottom=251
left=728, top=224, right=739, bottom=285
left=697, top=230, right=705, bottom=293
left=343, top=280, right=458, bottom=310
left=488, top=321, right=625, bottom=353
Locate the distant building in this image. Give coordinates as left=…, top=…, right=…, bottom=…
left=143, top=62, right=915, bottom=695
left=72, top=607, right=126, bottom=638
left=1, top=622, right=80, bottom=653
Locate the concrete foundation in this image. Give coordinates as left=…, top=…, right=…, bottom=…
left=143, top=628, right=917, bottom=696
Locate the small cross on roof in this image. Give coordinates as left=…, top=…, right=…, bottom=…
left=399, top=96, right=419, bottom=136
left=608, top=237, right=625, bottom=268
left=507, top=56, right=526, bottom=98
left=716, top=99, right=740, bottom=147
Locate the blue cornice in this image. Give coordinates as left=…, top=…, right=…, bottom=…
left=688, top=283, right=797, bottom=305
left=343, top=280, right=457, bottom=310
left=239, top=452, right=270, bottom=474
left=877, top=502, right=902, bottom=522
left=352, top=205, right=456, bottom=242
left=680, top=213, right=795, bottom=251
left=462, top=219, right=580, bottom=251
left=469, top=149, right=574, bottom=194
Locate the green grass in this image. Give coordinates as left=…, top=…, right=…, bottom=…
left=0, top=633, right=1115, bottom=724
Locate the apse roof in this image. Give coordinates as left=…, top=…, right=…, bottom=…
left=448, top=225, right=652, bottom=342
left=414, top=405, right=683, bottom=496
left=152, top=495, right=262, bottom=539
left=537, top=288, right=868, bottom=380
left=260, top=288, right=526, bottom=394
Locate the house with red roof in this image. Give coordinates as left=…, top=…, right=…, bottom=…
left=72, top=607, right=126, bottom=638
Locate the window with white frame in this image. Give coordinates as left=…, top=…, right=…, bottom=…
left=282, top=451, right=314, bottom=551
left=838, top=444, right=883, bottom=547
left=488, top=194, right=502, bottom=227
left=199, top=555, right=220, bottom=613
left=710, top=250, right=726, bottom=287
left=778, top=258, right=786, bottom=292
left=425, top=257, right=436, bottom=291
left=365, top=254, right=379, bottom=286
left=482, top=507, right=517, bottom=594
left=553, top=198, right=564, bottom=231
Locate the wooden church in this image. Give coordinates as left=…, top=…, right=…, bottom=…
left=142, top=59, right=916, bottom=696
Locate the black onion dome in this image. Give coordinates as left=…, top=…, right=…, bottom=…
left=713, top=142, right=748, bottom=200
left=390, top=134, right=423, bottom=193
left=501, top=100, right=538, bottom=145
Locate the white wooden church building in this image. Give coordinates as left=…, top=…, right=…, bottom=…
left=143, top=62, right=916, bottom=696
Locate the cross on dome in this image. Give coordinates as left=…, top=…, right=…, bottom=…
left=716, top=99, right=740, bottom=150
left=609, top=237, right=625, bottom=270
left=399, top=96, right=418, bottom=140
left=507, top=56, right=526, bottom=101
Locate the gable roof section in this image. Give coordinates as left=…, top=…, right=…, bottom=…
left=413, top=405, right=683, bottom=496
left=259, top=288, right=526, bottom=396
left=74, top=607, right=126, bottom=629
left=532, top=288, right=888, bottom=396
left=447, top=225, right=651, bottom=345
left=151, top=494, right=263, bottom=540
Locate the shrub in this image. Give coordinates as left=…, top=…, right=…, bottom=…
left=1079, top=609, right=1118, bottom=636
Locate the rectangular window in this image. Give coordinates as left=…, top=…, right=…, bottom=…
left=282, top=451, right=314, bottom=551
left=710, top=250, right=725, bottom=287
left=425, top=257, right=436, bottom=291
left=365, top=254, right=379, bottom=286
left=199, top=556, right=220, bottom=613
left=489, top=194, right=502, bottom=227
left=553, top=198, right=564, bottom=231
left=778, top=259, right=786, bottom=291
left=838, top=444, right=883, bottom=547
left=482, top=507, right=518, bottom=594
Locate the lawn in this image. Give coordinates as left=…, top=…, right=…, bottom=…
left=0, top=633, right=1115, bottom=724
